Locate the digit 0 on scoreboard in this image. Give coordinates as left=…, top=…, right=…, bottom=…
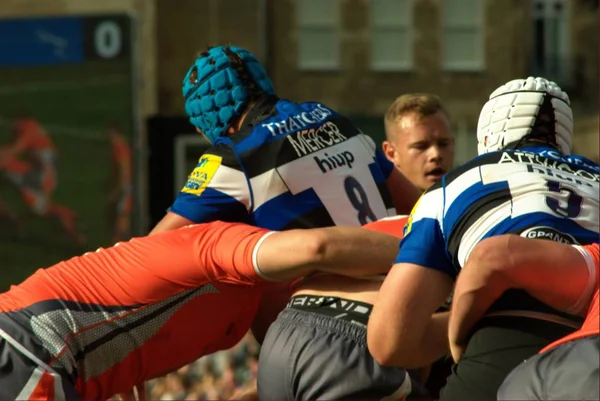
left=84, top=15, right=132, bottom=61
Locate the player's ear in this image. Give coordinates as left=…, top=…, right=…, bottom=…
left=382, top=141, right=398, bottom=164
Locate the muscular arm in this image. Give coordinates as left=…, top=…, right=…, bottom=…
left=255, top=226, right=400, bottom=281
left=448, top=235, right=598, bottom=362
left=368, top=263, right=454, bottom=368
left=248, top=225, right=401, bottom=342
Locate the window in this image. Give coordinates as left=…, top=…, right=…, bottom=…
left=530, top=0, right=571, bottom=85
left=370, top=0, right=413, bottom=71
left=442, top=0, right=484, bottom=71
left=453, top=121, right=478, bottom=166
left=296, top=0, right=340, bottom=70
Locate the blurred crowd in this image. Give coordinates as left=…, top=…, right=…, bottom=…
left=146, top=332, right=260, bottom=400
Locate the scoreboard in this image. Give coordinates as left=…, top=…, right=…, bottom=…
left=0, top=14, right=132, bottom=66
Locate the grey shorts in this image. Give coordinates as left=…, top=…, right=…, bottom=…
left=497, top=334, right=599, bottom=400
left=257, top=296, right=426, bottom=401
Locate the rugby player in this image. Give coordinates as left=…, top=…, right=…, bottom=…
left=0, top=221, right=400, bottom=401
left=258, top=96, right=456, bottom=401
left=107, top=123, right=133, bottom=242
left=447, top=235, right=598, bottom=400
left=382, top=93, right=455, bottom=192
left=150, top=46, right=420, bottom=234
left=367, top=77, right=600, bottom=400
left=382, top=93, right=456, bottom=398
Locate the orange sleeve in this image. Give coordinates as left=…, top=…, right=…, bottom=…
left=362, top=215, right=408, bottom=238
left=192, top=221, right=272, bottom=285
left=2, top=222, right=270, bottom=308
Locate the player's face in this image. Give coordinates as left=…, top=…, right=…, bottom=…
left=384, top=111, right=455, bottom=191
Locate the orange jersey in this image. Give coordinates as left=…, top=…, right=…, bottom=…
left=15, top=119, right=55, bottom=152
left=540, top=243, right=600, bottom=353
left=363, top=215, right=408, bottom=238
left=0, top=221, right=273, bottom=400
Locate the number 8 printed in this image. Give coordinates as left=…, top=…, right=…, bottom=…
left=344, top=176, right=377, bottom=225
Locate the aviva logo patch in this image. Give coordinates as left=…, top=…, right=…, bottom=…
left=182, top=154, right=222, bottom=196
left=403, top=195, right=422, bottom=236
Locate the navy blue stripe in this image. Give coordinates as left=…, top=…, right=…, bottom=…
left=170, top=189, right=249, bottom=224
left=443, top=181, right=511, bottom=251
left=251, top=189, right=326, bottom=230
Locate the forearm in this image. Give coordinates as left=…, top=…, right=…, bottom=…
left=412, top=312, right=450, bottom=368
left=314, top=227, right=400, bottom=275
left=255, top=227, right=399, bottom=281
left=482, top=236, right=594, bottom=316
left=379, top=312, right=449, bottom=369
left=448, top=268, right=507, bottom=357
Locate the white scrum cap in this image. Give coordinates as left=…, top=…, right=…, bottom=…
left=477, top=76, right=573, bottom=155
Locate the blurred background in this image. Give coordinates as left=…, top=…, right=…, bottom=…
left=0, top=0, right=597, bottom=399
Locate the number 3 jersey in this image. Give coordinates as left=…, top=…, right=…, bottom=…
left=397, top=146, right=600, bottom=280
left=170, top=98, right=396, bottom=230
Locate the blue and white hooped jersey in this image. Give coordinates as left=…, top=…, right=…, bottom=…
left=396, top=146, right=600, bottom=280
left=170, top=99, right=396, bottom=230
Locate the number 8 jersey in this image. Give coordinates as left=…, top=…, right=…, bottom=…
left=169, top=98, right=396, bottom=230
left=397, top=146, right=600, bottom=280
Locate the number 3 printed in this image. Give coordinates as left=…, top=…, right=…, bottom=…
left=344, top=176, right=377, bottom=225
left=545, top=180, right=583, bottom=218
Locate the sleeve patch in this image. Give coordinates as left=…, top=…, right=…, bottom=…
left=182, top=154, right=222, bottom=196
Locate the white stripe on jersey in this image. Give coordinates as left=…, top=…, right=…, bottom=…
left=443, top=167, right=482, bottom=212
left=249, top=168, right=289, bottom=211
left=209, top=165, right=251, bottom=209
left=447, top=161, right=599, bottom=268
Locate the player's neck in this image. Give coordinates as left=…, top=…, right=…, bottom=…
left=227, top=95, right=278, bottom=136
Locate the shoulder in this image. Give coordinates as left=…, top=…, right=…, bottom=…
left=201, top=143, right=241, bottom=169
